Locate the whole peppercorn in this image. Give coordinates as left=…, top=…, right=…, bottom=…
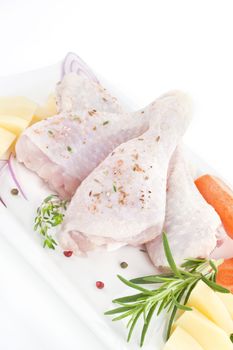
left=11, top=188, right=19, bottom=196
left=120, top=261, right=128, bottom=269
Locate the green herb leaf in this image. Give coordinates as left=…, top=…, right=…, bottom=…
left=209, top=259, right=218, bottom=273
left=171, top=292, right=192, bottom=311
left=104, top=306, right=134, bottom=315
left=113, top=293, right=146, bottom=304
left=166, top=288, right=186, bottom=340
left=140, top=304, right=157, bottom=346
left=127, top=310, right=143, bottom=342
left=117, top=275, right=155, bottom=295
left=181, top=258, right=206, bottom=268
left=130, top=274, right=177, bottom=284
left=34, top=195, right=68, bottom=250
left=112, top=309, right=136, bottom=321
left=162, top=233, right=182, bottom=278
left=183, top=280, right=199, bottom=305
left=201, top=275, right=230, bottom=293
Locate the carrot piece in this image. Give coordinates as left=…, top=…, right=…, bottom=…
left=195, top=175, right=233, bottom=239
left=216, top=258, right=233, bottom=292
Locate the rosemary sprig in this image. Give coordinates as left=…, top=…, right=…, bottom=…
left=105, top=233, right=229, bottom=347
left=34, top=194, right=68, bottom=249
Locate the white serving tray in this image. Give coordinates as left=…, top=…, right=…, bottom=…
left=0, top=60, right=233, bottom=350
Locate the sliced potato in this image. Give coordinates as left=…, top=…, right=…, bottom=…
left=33, top=93, right=57, bottom=122
left=0, top=115, right=29, bottom=136
left=46, top=93, right=57, bottom=115
left=164, top=326, right=203, bottom=350
left=186, top=280, right=233, bottom=334
left=175, top=308, right=233, bottom=350
left=0, top=94, right=57, bottom=156
left=0, top=96, right=37, bottom=121
left=0, top=127, right=16, bottom=158
left=217, top=292, right=233, bottom=319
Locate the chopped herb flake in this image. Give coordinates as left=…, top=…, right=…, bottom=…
left=113, top=184, right=117, bottom=192
left=72, top=116, right=82, bottom=122
left=67, top=146, right=72, bottom=152
left=103, top=121, right=109, bottom=126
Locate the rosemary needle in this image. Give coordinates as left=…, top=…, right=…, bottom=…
left=105, top=232, right=229, bottom=347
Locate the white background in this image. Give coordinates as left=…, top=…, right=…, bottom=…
left=1, top=1, right=233, bottom=349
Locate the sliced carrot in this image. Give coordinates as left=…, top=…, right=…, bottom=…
left=216, top=258, right=233, bottom=292
left=195, top=175, right=233, bottom=239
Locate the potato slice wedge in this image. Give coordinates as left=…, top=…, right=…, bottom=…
left=217, top=292, right=233, bottom=319
left=186, top=280, right=233, bottom=335
left=164, top=326, right=203, bottom=350
left=33, top=93, right=57, bottom=122
left=0, top=115, right=29, bottom=136
left=0, top=127, right=16, bottom=158
left=174, top=308, right=233, bottom=350
left=0, top=96, right=37, bottom=121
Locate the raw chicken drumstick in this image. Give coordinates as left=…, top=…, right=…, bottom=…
left=16, top=73, right=187, bottom=200
left=58, top=91, right=192, bottom=254
left=16, top=109, right=149, bottom=199
left=16, top=73, right=150, bottom=199
left=146, top=147, right=224, bottom=268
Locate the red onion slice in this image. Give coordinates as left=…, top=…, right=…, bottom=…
left=0, top=196, right=6, bottom=207
left=61, top=52, right=99, bottom=83
left=0, top=161, right=7, bottom=206
left=0, top=160, right=7, bottom=173
left=8, top=154, right=27, bottom=200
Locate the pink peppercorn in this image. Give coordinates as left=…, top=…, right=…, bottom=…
left=63, top=250, right=73, bottom=257
left=96, top=281, right=104, bottom=289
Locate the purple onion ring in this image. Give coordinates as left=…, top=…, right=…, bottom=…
left=61, top=52, right=99, bottom=83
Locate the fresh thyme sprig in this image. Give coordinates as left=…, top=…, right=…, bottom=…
left=105, top=233, right=229, bottom=347
left=34, top=194, right=68, bottom=249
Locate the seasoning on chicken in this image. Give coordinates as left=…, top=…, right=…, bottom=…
left=16, top=73, right=147, bottom=199
left=58, top=91, right=192, bottom=254
left=56, top=73, right=124, bottom=115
